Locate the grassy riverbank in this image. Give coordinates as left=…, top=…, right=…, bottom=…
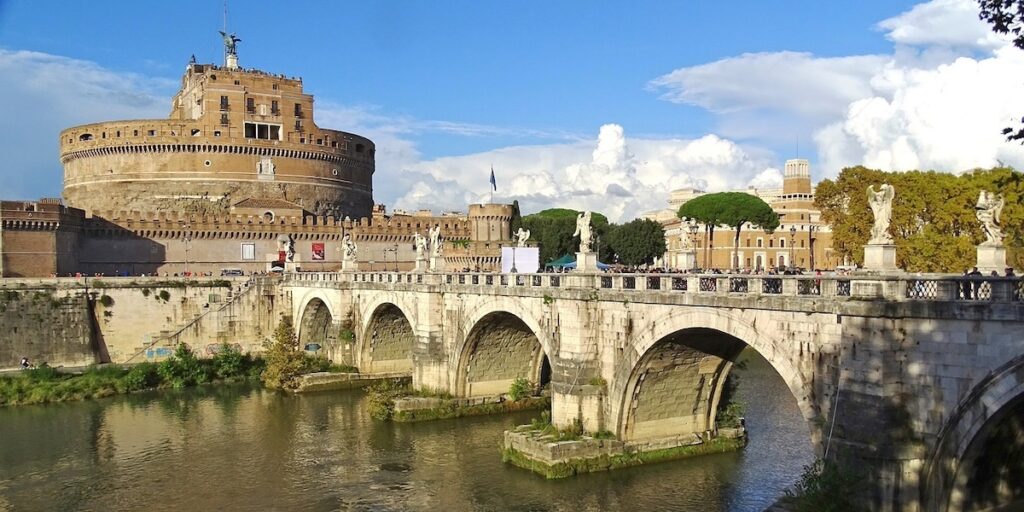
left=0, top=344, right=264, bottom=406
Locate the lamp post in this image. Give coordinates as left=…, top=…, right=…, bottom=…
left=688, top=222, right=699, bottom=271
left=511, top=244, right=518, bottom=274
left=788, top=225, right=796, bottom=271
left=808, top=225, right=816, bottom=271
left=393, top=243, right=399, bottom=271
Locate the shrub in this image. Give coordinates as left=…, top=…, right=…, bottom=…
left=212, top=343, right=245, bottom=379
left=121, top=362, right=160, bottom=391
left=508, top=377, right=533, bottom=401
left=784, top=459, right=864, bottom=512
left=99, top=294, right=115, bottom=307
left=261, top=318, right=307, bottom=390
left=157, top=344, right=211, bottom=389
left=367, top=378, right=409, bottom=420
left=157, top=290, right=171, bottom=302
left=716, top=402, right=745, bottom=428
left=25, top=365, right=61, bottom=383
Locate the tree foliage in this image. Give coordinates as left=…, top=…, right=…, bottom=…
left=606, top=218, right=667, bottom=266
left=978, top=0, right=1024, bottom=141
left=678, top=192, right=779, bottom=269
left=520, top=208, right=611, bottom=264
left=261, top=317, right=308, bottom=390
left=815, top=166, right=1024, bottom=272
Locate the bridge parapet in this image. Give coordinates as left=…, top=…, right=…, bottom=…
left=283, top=271, right=1023, bottom=306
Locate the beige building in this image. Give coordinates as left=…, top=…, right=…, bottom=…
left=648, top=159, right=837, bottom=271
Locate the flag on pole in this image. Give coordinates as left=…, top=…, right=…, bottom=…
left=489, top=166, right=497, bottom=191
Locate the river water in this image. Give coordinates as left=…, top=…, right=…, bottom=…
left=0, top=351, right=812, bottom=512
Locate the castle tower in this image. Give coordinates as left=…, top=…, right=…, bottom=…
left=59, top=39, right=374, bottom=218
left=782, top=158, right=812, bottom=195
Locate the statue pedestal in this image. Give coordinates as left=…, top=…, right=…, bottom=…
left=576, top=252, right=599, bottom=273
left=341, top=259, right=359, bottom=272
left=863, top=244, right=897, bottom=271
left=414, top=257, right=427, bottom=273
left=226, top=53, right=239, bottom=70
left=977, top=245, right=1006, bottom=274
left=677, top=250, right=697, bottom=271
left=429, top=255, right=444, bottom=272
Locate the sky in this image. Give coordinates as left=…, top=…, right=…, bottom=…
left=1, top=0, right=1023, bottom=221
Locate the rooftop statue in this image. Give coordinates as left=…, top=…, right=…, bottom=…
left=342, top=233, right=358, bottom=262
left=414, top=232, right=427, bottom=260
left=219, top=31, right=241, bottom=56
left=867, top=183, right=895, bottom=245
left=679, top=221, right=696, bottom=251
left=429, top=224, right=443, bottom=257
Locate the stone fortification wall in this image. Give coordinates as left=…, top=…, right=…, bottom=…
left=60, top=121, right=374, bottom=217
left=0, top=277, right=280, bottom=367
left=0, top=287, right=95, bottom=368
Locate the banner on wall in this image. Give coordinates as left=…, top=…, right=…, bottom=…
left=311, top=243, right=325, bottom=261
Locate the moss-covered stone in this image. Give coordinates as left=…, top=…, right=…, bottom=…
left=393, top=396, right=550, bottom=422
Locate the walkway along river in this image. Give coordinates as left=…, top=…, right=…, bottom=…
left=0, top=350, right=813, bottom=511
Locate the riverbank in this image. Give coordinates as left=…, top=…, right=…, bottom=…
left=0, top=345, right=264, bottom=406
left=366, top=378, right=550, bottom=422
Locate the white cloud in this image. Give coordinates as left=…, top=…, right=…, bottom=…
left=393, top=125, right=778, bottom=222
left=877, top=0, right=1005, bottom=50
left=650, top=0, right=1024, bottom=178
left=649, top=51, right=887, bottom=122
left=0, top=50, right=173, bottom=198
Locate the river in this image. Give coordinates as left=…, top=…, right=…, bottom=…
left=0, top=350, right=813, bottom=511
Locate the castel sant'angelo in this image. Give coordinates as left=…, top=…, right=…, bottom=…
left=0, top=35, right=514, bottom=277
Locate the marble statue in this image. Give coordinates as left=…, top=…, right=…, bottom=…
left=429, top=224, right=442, bottom=257
left=679, top=221, right=696, bottom=251
left=342, top=233, right=358, bottom=262
left=573, top=211, right=593, bottom=253
left=277, top=234, right=295, bottom=262
left=414, top=232, right=427, bottom=260
left=515, top=228, right=531, bottom=247
left=976, top=190, right=1005, bottom=247
left=867, top=183, right=895, bottom=245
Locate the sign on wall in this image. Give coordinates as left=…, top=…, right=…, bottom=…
left=311, top=243, right=325, bottom=261
left=241, top=243, right=256, bottom=261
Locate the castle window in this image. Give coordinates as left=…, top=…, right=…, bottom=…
left=331, top=141, right=338, bottom=148
left=102, top=132, right=106, bottom=139
left=769, top=239, right=774, bottom=248
left=147, top=130, right=156, bottom=136
left=294, top=103, right=303, bottom=117
left=220, top=96, right=229, bottom=110
left=780, top=239, right=786, bottom=248
left=213, top=131, right=221, bottom=137
left=191, top=129, right=201, bottom=136
left=355, top=144, right=365, bottom=152
left=316, top=138, right=323, bottom=145
left=294, top=120, right=303, bottom=132
left=133, top=130, right=139, bottom=136
left=244, top=122, right=282, bottom=140
left=220, top=114, right=229, bottom=126
left=757, top=238, right=763, bottom=248
left=79, top=133, right=93, bottom=141
left=271, top=100, right=279, bottom=115
left=241, top=243, right=256, bottom=260
left=116, top=131, right=121, bottom=137
left=246, top=97, right=255, bottom=113
left=234, top=80, right=240, bottom=85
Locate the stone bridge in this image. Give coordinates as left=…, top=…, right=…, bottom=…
left=282, top=271, right=1024, bottom=511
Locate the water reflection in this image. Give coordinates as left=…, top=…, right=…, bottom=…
left=0, top=349, right=812, bottom=511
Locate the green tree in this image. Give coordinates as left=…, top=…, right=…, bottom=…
left=815, top=166, right=1024, bottom=272
left=261, top=317, right=307, bottom=390
left=606, top=218, right=667, bottom=266
left=509, top=200, right=523, bottom=235
left=679, top=192, right=779, bottom=269
left=521, top=208, right=611, bottom=264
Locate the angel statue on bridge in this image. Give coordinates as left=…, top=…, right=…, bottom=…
left=573, top=211, right=593, bottom=253
left=867, top=183, right=895, bottom=245
left=515, top=228, right=531, bottom=247
left=414, top=232, right=428, bottom=261
left=429, top=224, right=443, bottom=257
left=976, top=190, right=1005, bottom=247
left=342, top=233, right=358, bottom=262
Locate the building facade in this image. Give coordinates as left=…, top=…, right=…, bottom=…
left=650, top=159, right=838, bottom=271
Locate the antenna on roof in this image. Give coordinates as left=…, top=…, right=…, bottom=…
left=223, top=0, right=228, bottom=33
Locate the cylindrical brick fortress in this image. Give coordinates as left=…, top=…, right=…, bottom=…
left=60, top=63, right=374, bottom=218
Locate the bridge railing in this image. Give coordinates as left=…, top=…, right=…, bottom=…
left=281, top=271, right=1023, bottom=304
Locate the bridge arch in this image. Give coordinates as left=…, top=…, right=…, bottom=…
left=294, top=289, right=341, bottom=356
left=455, top=301, right=553, bottom=398
left=613, top=308, right=817, bottom=445
left=357, top=296, right=417, bottom=373
left=924, top=353, right=1024, bottom=511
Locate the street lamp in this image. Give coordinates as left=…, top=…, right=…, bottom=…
left=688, top=222, right=699, bottom=270
left=393, top=243, right=399, bottom=271
left=808, top=225, right=817, bottom=271
left=511, top=243, right=518, bottom=274
left=789, top=225, right=796, bottom=271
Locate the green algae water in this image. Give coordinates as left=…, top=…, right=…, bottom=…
left=0, top=351, right=812, bottom=511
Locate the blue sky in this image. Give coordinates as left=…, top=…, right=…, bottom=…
left=1, top=0, right=1022, bottom=220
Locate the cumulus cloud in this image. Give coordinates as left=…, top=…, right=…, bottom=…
left=0, top=50, right=173, bottom=198
left=877, top=0, right=1005, bottom=50
left=650, top=0, right=1024, bottom=178
left=393, top=125, right=778, bottom=222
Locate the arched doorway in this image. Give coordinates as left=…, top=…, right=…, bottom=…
left=457, top=311, right=550, bottom=398
left=952, top=396, right=1024, bottom=510
left=361, top=303, right=414, bottom=373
